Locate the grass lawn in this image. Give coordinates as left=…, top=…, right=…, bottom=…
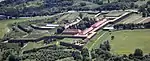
left=109, top=29, right=150, bottom=54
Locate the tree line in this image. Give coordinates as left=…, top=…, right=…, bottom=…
left=114, top=22, right=150, bottom=30
left=0, top=0, right=143, bottom=17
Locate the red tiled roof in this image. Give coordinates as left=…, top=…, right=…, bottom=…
left=82, top=27, right=93, bottom=35
left=92, top=19, right=107, bottom=27
left=91, top=20, right=109, bottom=32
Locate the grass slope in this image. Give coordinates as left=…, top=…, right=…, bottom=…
left=117, top=13, right=143, bottom=24
left=110, top=29, right=150, bottom=54
left=0, top=16, right=58, bottom=39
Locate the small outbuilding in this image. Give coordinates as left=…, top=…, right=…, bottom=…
left=0, top=15, right=7, bottom=20
left=103, top=27, right=114, bottom=31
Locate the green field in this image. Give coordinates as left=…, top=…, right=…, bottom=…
left=105, top=11, right=125, bottom=17
left=117, top=13, right=143, bottom=24
left=0, top=17, right=49, bottom=38
left=109, top=29, right=150, bottom=54
left=85, top=29, right=150, bottom=54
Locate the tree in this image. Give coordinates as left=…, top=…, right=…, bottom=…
left=95, top=57, right=104, bottom=61
left=80, top=2, right=86, bottom=6
left=129, top=54, right=134, bottom=59
left=81, top=48, right=89, bottom=57
left=121, top=5, right=126, bottom=11
left=79, top=13, right=83, bottom=19
left=83, top=57, right=90, bottom=61
left=19, top=42, right=24, bottom=47
left=97, top=1, right=103, bottom=5
left=103, top=40, right=111, bottom=51
left=111, top=36, right=114, bottom=40
left=2, top=50, right=11, bottom=60
left=147, top=1, right=150, bottom=5
left=130, top=3, right=135, bottom=8
left=56, top=27, right=65, bottom=34
left=95, top=49, right=104, bottom=55
left=134, top=48, right=143, bottom=57
left=142, top=11, right=147, bottom=17
left=100, top=44, right=107, bottom=51
left=81, top=48, right=90, bottom=61
left=108, top=0, right=110, bottom=3
left=138, top=6, right=145, bottom=13
left=8, top=54, right=19, bottom=61
left=72, top=51, right=82, bottom=60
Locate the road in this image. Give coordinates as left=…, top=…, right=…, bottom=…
left=88, top=31, right=108, bottom=60
left=89, top=31, right=107, bottom=50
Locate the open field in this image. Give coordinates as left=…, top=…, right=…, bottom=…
left=86, top=29, right=150, bottom=54
left=117, top=13, right=144, bottom=24
left=108, top=29, right=150, bottom=54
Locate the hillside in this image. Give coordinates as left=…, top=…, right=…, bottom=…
left=0, top=0, right=101, bottom=17
left=0, top=0, right=148, bottom=17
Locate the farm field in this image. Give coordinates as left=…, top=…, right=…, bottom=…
left=57, top=13, right=79, bottom=24
left=105, top=11, right=126, bottom=17
left=117, top=13, right=144, bottom=24
left=108, top=29, right=150, bottom=54
left=0, top=14, right=64, bottom=39
left=135, top=0, right=150, bottom=6
left=57, top=14, right=71, bottom=22
left=64, top=13, right=80, bottom=20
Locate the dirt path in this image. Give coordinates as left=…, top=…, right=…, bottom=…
left=89, top=32, right=107, bottom=50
